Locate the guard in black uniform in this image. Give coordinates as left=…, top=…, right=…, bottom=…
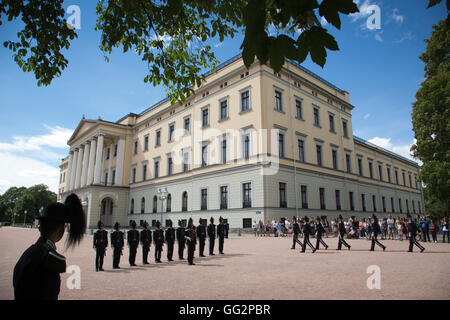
left=197, top=218, right=207, bottom=257
left=225, top=221, right=230, bottom=239
left=111, top=222, right=124, bottom=269
left=176, top=220, right=186, bottom=260
left=291, top=217, right=303, bottom=249
left=185, top=218, right=197, bottom=265
left=337, top=215, right=351, bottom=250
left=140, top=221, right=152, bottom=264
left=315, top=216, right=329, bottom=250
left=301, top=216, right=316, bottom=253
left=153, top=221, right=164, bottom=263
left=165, top=220, right=176, bottom=261
left=207, top=217, right=216, bottom=255
left=217, top=216, right=226, bottom=254
left=127, top=221, right=140, bottom=266
left=13, top=193, right=86, bottom=300
left=370, top=215, right=386, bottom=251
left=94, top=221, right=108, bottom=271
left=407, top=216, right=425, bottom=252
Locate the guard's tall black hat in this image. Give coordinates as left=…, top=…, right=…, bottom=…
left=114, top=222, right=120, bottom=230
left=36, top=193, right=86, bottom=247
left=210, top=217, right=214, bottom=223
left=130, top=220, right=136, bottom=228
left=167, top=219, right=173, bottom=227
left=97, top=220, right=103, bottom=229
left=156, top=220, right=161, bottom=228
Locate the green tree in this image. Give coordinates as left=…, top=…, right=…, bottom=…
left=411, top=19, right=450, bottom=218
left=1, top=0, right=360, bottom=103
left=0, top=185, right=56, bottom=224
left=0, top=186, right=26, bottom=222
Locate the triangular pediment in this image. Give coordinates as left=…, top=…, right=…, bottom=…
left=67, top=119, right=97, bottom=145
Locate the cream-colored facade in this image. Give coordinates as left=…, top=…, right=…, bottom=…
left=59, top=54, right=423, bottom=229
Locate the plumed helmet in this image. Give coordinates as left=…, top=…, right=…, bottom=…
left=114, top=222, right=120, bottom=230
left=143, top=221, right=149, bottom=228
left=156, top=220, right=161, bottom=228
left=131, top=220, right=136, bottom=228
left=168, top=219, right=173, bottom=227
left=188, top=217, right=193, bottom=227
left=97, top=220, right=104, bottom=229
left=210, top=217, right=214, bottom=223
left=219, top=216, right=223, bottom=223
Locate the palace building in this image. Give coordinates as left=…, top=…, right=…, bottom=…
left=58, top=54, right=424, bottom=230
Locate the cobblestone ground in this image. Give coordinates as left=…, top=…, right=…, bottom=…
left=1, top=227, right=449, bottom=300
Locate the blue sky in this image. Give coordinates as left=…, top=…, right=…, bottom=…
left=0, top=0, right=447, bottom=193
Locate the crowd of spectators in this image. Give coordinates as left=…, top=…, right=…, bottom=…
left=252, top=216, right=449, bottom=243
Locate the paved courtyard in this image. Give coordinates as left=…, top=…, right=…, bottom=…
left=1, top=227, right=449, bottom=300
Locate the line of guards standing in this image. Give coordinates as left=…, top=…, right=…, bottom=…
left=93, top=216, right=227, bottom=271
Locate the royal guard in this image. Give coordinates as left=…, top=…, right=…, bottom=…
left=13, top=194, right=86, bottom=300
left=127, top=221, right=140, bottom=266
left=176, top=220, right=186, bottom=260
left=165, top=220, right=176, bottom=261
left=140, top=221, right=152, bottom=264
left=94, top=220, right=108, bottom=271
left=185, top=218, right=197, bottom=265
left=370, top=215, right=386, bottom=252
left=291, top=217, right=303, bottom=249
left=111, top=222, right=124, bottom=269
left=197, top=218, right=207, bottom=257
left=153, top=221, right=164, bottom=263
left=315, top=216, right=328, bottom=250
left=301, top=216, right=316, bottom=253
left=217, top=216, right=226, bottom=254
left=207, top=217, right=216, bottom=255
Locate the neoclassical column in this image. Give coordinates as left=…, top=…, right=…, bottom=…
left=86, top=139, right=97, bottom=185
left=80, top=142, right=90, bottom=187
left=115, top=137, right=125, bottom=186
left=107, top=143, right=112, bottom=185
left=74, top=146, right=84, bottom=189
left=70, top=149, right=78, bottom=191
left=93, top=135, right=104, bottom=184
left=66, top=152, right=73, bottom=191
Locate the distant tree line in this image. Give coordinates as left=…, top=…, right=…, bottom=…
left=0, top=184, right=56, bottom=224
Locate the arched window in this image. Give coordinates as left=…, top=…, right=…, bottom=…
left=166, top=194, right=172, bottom=212
left=109, top=201, right=113, bottom=215
left=182, top=192, right=188, bottom=212
left=153, top=195, right=157, bottom=213
left=141, top=197, right=145, bottom=214
left=130, top=198, right=134, bottom=214
left=101, top=199, right=106, bottom=215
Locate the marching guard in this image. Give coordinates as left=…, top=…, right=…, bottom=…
left=370, top=215, right=386, bottom=251
left=185, top=218, right=197, bottom=265
left=127, top=221, right=140, bottom=266
left=301, top=216, right=316, bottom=253
left=197, top=218, right=207, bottom=257
left=165, top=220, right=176, bottom=261
left=153, top=221, right=164, bottom=263
left=140, top=221, right=152, bottom=264
left=94, top=221, right=108, bottom=271
left=111, top=222, right=124, bottom=269
left=291, top=217, right=303, bottom=249
left=217, top=216, right=226, bottom=254
left=13, top=194, right=85, bottom=300
left=337, top=215, right=351, bottom=250
left=208, top=217, right=216, bottom=255
left=315, top=216, right=329, bottom=250
left=176, top=220, right=186, bottom=260
left=407, top=216, right=425, bottom=253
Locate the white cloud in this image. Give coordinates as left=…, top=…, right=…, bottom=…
left=391, top=8, right=404, bottom=24
left=350, top=0, right=378, bottom=22
left=320, top=16, right=328, bottom=27
left=0, top=152, right=60, bottom=194
left=374, top=33, right=383, bottom=42
left=363, top=113, right=370, bottom=119
left=0, top=125, right=73, bottom=194
left=214, top=42, right=223, bottom=48
left=367, top=137, right=418, bottom=162
left=0, top=125, right=72, bottom=152
left=395, top=32, right=414, bottom=43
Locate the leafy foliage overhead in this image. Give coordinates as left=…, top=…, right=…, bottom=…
left=1, top=0, right=361, bottom=103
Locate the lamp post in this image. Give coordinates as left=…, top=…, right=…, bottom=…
left=23, top=210, right=27, bottom=226
left=13, top=212, right=16, bottom=226
left=157, top=187, right=168, bottom=226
